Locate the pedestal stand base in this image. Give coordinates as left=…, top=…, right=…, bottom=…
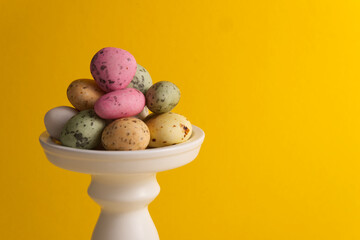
left=92, top=208, right=158, bottom=240
left=39, top=125, right=205, bottom=240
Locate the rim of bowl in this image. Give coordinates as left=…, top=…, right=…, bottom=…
left=39, top=125, right=205, bottom=158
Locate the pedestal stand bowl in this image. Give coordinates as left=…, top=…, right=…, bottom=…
left=39, top=125, right=205, bottom=240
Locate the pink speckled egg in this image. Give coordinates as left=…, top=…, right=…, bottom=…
left=90, top=47, right=137, bottom=92
left=94, top=88, right=145, bottom=119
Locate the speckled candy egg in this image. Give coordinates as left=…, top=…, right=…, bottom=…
left=145, top=81, right=180, bottom=114
left=44, top=106, right=78, bottom=140
left=67, top=79, right=105, bottom=111
left=94, top=88, right=145, bottom=119
left=60, top=109, right=106, bottom=149
left=90, top=47, right=137, bottom=92
left=101, top=118, right=150, bottom=151
left=127, top=64, right=152, bottom=94
left=145, top=112, right=192, bottom=147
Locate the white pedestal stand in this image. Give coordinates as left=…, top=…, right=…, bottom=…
left=39, top=125, right=205, bottom=240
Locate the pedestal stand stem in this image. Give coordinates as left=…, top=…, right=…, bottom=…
left=88, top=173, right=160, bottom=240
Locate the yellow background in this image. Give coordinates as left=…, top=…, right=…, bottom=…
left=1, top=0, right=360, bottom=239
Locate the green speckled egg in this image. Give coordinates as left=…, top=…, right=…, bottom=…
left=145, top=112, right=192, bottom=147
left=127, top=64, right=153, bottom=94
left=145, top=81, right=180, bottom=114
left=60, top=109, right=106, bottom=149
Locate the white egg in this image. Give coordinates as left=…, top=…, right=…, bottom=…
left=44, top=106, right=78, bottom=140
left=135, top=106, right=149, bottom=120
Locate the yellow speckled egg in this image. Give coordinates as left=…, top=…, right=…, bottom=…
left=145, top=112, right=192, bottom=147
left=101, top=118, right=150, bottom=151
left=67, top=79, right=105, bottom=111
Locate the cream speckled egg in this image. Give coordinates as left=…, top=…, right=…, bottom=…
left=67, top=79, right=105, bottom=111
left=145, top=112, right=192, bottom=147
left=44, top=106, right=78, bottom=140
left=101, top=118, right=150, bottom=151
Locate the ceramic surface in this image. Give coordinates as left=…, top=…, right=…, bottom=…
left=39, top=125, right=205, bottom=240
